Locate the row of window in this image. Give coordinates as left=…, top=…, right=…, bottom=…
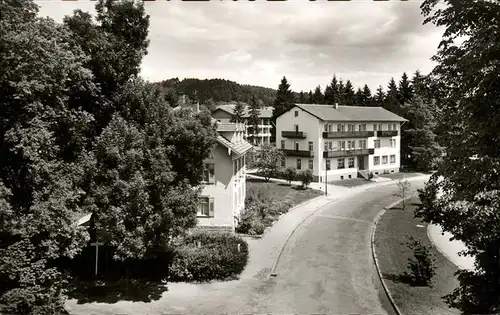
left=374, top=155, right=396, bottom=165
left=324, top=140, right=367, bottom=151
left=326, top=157, right=355, bottom=170
left=281, top=158, right=314, bottom=170
left=283, top=138, right=396, bottom=151
left=323, top=123, right=398, bottom=132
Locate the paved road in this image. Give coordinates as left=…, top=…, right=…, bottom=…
left=67, top=179, right=427, bottom=315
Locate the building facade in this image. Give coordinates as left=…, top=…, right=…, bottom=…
left=275, top=104, right=407, bottom=182
left=211, top=104, right=273, bottom=146
left=196, top=121, right=253, bottom=232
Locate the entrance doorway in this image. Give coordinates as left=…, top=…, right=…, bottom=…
left=358, top=156, right=365, bottom=170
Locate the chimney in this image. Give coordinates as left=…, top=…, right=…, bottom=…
left=334, top=103, right=338, bottom=109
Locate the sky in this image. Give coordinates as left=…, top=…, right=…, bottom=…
left=35, top=0, right=444, bottom=93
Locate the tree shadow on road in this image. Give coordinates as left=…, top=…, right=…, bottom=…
left=383, top=272, right=430, bottom=287
left=68, top=279, right=169, bottom=304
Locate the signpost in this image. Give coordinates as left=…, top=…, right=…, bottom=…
left=90, top=241, right=104, bottom=276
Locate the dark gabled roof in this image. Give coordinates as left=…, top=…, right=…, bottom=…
left=213, top=104, right=273, bottom=118
left=291, top=104, right=408, bottom=122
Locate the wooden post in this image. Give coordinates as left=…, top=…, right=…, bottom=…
left=237, top=243, right=241, bottom=253
left=90, top=242, right=104, bottom=276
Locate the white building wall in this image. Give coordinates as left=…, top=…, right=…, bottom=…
left=276, top=107, right=322, bottom=173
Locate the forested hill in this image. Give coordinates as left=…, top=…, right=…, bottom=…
left=154, top=78, right=277, bottom=106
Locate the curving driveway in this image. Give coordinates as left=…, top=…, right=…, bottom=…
left=67, top=178, right=427, bottom=315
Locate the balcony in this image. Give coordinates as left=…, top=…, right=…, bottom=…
left=282, top=149, right=314, bottom=158
left=377, top=130, right=398, bottom=137
left=323, top=148, right=375, bottom=158
left=282, top=131, right=307, bottom=139
left=322, top=131, right=374, bottom=139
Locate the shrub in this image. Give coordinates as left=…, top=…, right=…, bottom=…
left=236, top=197, right=295, bottom=235
left=403, top=236, right=437, bottom=286
left=299, top=169, right=314, bottom=188
left=168, top=231, right=249, bottom=282
left=283, top=167, right=297, bottom=185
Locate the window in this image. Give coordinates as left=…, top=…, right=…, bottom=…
left=308, top=141, right=313, bottom=152
left=359, top=124, right=367, bottom=131
left=337, top=158, right=345, bottom=169
left=296, top=158, right=302, bottom=170
left=294, top=124, right=299, bottom=132
left=340, top=176, right=344, bottom=180
left=382, top=155, right=388, bottom=164
left=324, top=141, right=328, bottom=151
left=341, top=141, right=346, bottom=150
left=374, top=140, right=381, bottom=148
left=350, top=140, right=356, bottom=149
left=198, top=197, right=214, bottom=217
left=203, top=163, right=215, bottom=184
left=373, top=124, right=378, bottom=131
left=328, top=141, right=333, bottom=150
left=348, top=124, right=355, bottom=132
left=390, top=139, right=396, bottom=148
left=295, top=110, right=299, bottom=117
left=359, top=140, right=367, bottom=149
left=328, top=124, right=332, bottom=132
left=308, top=159, right=314, bottom=170
left=388, top=124, right=392, bottom=131
left=281, top=156, right=286, bottom=167
left=374, top=156, right=380, bottom=165
left=348, top=157, right=355, bottom=168
left=378, top=124, right=382, bottom=130
left=337, top=124, right=345, bottom=132
left=281, top=140, right=285, bottom=149
left=393, top=123, right=397, bottom=130
left=390, top=155, right=396, bottom=164
left=347, top=140, right=352, bottom=150
left=326, top=159, right=331, bottom=170
left=294, top=142, right=299, bottom=151
left=347, top=140, right=355, bottom=150
left=208, top=149, right=215, bottom=159
left=324, top=124, right=328, bottom=132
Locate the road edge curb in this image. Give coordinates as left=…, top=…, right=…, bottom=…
left=371, top=197, right=411, bottom=315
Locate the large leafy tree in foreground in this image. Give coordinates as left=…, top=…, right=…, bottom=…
left=0, top=0, right=218, bottom=314
left=415, top=0, right=500, bottom=313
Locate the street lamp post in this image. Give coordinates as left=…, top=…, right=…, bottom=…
left=325, top=164, right=328, bottom=196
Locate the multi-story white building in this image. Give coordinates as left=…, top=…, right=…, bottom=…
left=197, top=120, right=253, bottom=232
left=275, top=103, right=408, bottom=182
left=211, top=104, right=273, bottom=146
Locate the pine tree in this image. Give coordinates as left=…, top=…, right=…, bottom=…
left=362, top=84, right=372, bottom=106
left=401, top=95, right=443, bottom=171
left=312, top=85, right=324, bottom=104
left=230, top=101, right=245, bottom=123
left=374, top=85, right=385, bottom=107
left=298, top=91, right=307, bottom=103
left=412, top=70, right=427, bottom=98
left=398, top=72, right=414, bottom=105
left=355, top=87, right=364, bottom=105
left=337, top=79, right=345, bottom=104
left=271, top=76, right=295, bottom=141
left=385, top=78, right=400, bottom=114
left=247, top=96, right=261, bottom=145
left=307, top=90, right=314, bottom=103
left=343, top=80, right=356, bottom=105
left=324, top=74, right=339, bottom=104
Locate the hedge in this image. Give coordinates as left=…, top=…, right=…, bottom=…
left=168, top=231, right=249, bottom=282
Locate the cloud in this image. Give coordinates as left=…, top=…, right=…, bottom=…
left=35, top=0, right=444, bottom=93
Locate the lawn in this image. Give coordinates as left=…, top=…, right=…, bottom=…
left=374, top=195, right=460, bottom=315
left=327, top=178, right=371, bottom=188
left=246, top=177, right=323, bottom=207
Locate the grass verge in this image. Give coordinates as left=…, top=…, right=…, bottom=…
left=378, top=171, right=429, bottom=180
left=246, top=177, right=322, bottom=206
left=374, top=195, right=460, bottom=315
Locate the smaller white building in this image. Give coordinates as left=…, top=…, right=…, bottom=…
left=276, top=103, right=408, bottom=182
left=196, top=120, right=253, bottom=232
left=211, top=104, right=273, bottom=146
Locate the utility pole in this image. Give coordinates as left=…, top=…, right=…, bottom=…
left=325, top=164, right=328, bottom=196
